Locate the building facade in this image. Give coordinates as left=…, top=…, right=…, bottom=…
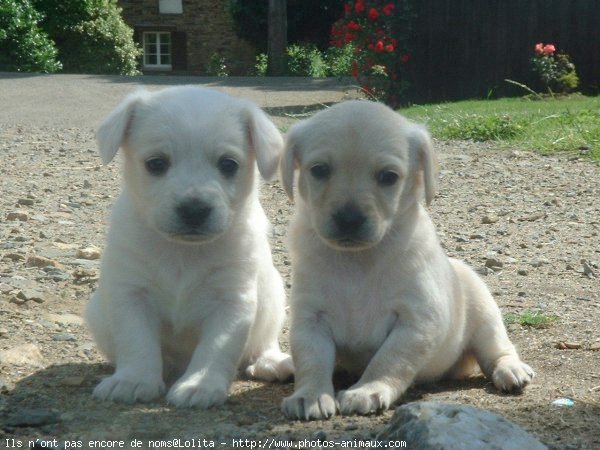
left=118, top=0, right=256, bottom=75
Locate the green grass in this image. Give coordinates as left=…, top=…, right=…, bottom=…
left=401, top=95, right=600, bottom=159
left=503, top=309, right=559, bottom=329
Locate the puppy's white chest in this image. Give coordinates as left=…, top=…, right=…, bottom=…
left=323, top=275, right=398, bottom=350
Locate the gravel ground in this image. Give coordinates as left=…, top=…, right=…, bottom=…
left=0, top=73, right=599, bottom=449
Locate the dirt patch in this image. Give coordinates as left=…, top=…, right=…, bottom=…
left=0, top=76, right=599, bottom=449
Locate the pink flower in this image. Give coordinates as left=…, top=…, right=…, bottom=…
left=374, top=40, right=384, bottom=53
left=368, top=7, right=380, bottom=21
left=534, top=43, right=544, bottom=54
left=542, top=44, right=556, bottom=55
left=385, top=44, right=394, bottom=53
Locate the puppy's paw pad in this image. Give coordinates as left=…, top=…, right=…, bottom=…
left=493, top=359, right=534, bottom=392
left=338, top=385, right=393, bottom=415
left=246, top=352, right=294, bottom=382
left=282, top=391, right=336, bottom=420
left=93, top=374, right=165, bottom=404
left=167, top=379, right=228, bottom=409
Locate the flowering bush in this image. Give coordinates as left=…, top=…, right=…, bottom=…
left=331, top=0, right=414, bottom=107
left=531, top=42, right=579, bottom=94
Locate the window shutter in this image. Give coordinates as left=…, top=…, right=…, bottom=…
left=171, top=32, right=187, bottom=71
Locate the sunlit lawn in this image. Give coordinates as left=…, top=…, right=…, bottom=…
left=401, top=95, right=600, bottom=160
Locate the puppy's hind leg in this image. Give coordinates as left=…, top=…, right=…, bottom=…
left=244, top=266, right=294, bottom=382
left=454, top=261, right=534, bottom=393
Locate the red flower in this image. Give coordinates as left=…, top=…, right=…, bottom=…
left=401, top=53, right=410, bottom=64
left=385, top=44, right=394, bottom=53
left=375, top=40, right=384, bottom=52
left=355, top=1, right=365, bottom=13
left=347, top=20, right=361, bottom=31
left=345, top=33, right=356, bottom=43
left=368, top=7, right=379, bottom=21
left=383, top=4, right=395, bottom=15
left=344, top=3, right=353, bottom=14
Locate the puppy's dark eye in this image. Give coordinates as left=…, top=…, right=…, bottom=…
left=218, top=157, right=239, bottom=178
left=310, top=163, right=331, bottom=181
left=376, top=169, right=399, bottom=187
left=145, top=155, right=170, bottom=176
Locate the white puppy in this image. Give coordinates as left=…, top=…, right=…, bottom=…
left=86, top=86, right=293, bottom=408
left=280, top=101, right=534, bottom=420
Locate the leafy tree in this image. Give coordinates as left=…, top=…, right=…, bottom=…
left=0, top=0, right=61, bottom=72
left=32, top=0, right=140, bottom=75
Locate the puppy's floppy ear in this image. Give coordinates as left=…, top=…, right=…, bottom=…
left=244, top=106, right=283, bottom=181
left=96, top=90, right=148, bottom=165
left=280, top=120, right=308, bottom=201
left=407, top=124, right=438, bottom=205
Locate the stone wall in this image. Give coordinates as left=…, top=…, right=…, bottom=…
left=118, top=0, right=256, bottom=75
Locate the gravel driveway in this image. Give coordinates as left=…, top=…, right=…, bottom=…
left=0, top=73, right=598, bottom=449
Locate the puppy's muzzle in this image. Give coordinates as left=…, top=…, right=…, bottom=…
left=176, top=199, right=213, bottom=229
left=333, top=204, right=367, bottom=236
left=328, top=204, right=372, bottom=249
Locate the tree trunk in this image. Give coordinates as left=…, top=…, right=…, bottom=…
left=267, top=0, right=287, bottom=76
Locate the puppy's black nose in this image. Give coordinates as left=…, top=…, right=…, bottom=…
left=333, top=204, right=367, bottom=236
left=176, top=199, right=212, bottom=227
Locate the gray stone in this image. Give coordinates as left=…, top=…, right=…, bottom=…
left=376, top=402, right=547, bottom=450
left=482, top=214, right=499, bottom=224
left=52, top=333, right=77, bottom=342
left=15, top=288, right=46, bottom=303
left=6, top=211, right=29, bottom=221
left=6, top=408, right=61, bottom=427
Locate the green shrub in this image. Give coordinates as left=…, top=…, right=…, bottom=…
left=205, top=53, right=229, bottom=77
left=0, top=0, right=61, bottom=72
left=286, top=44, right=327, bottom=77
left=254, top=53, right=268, bottom=77
left=33, top=0, right=140, bottom=75
left=324, top=43, right=354, bottom=78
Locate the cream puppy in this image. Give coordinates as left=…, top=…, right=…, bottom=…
left=280, top=101, right=534, bottom=420
left=86, top=86, right=292, bottom=408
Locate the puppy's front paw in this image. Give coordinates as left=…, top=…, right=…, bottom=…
left=166, top=375, right=228, bottom=409
left=282, top=389, right=337, bottom=420
left=93, top=373, right=165, bottom=404
left=492, top=357, right=534, bottom=393
left=338, top=382, right=394, bottom=415
left=245, top=351, right=294, bottom=382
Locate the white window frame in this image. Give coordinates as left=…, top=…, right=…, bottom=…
left=143, top=32, right=172, bottom=70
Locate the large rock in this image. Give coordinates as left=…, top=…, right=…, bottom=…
left=0, top=343, right=44, bottom=367
left=377, top=402, right=547, bottom=450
